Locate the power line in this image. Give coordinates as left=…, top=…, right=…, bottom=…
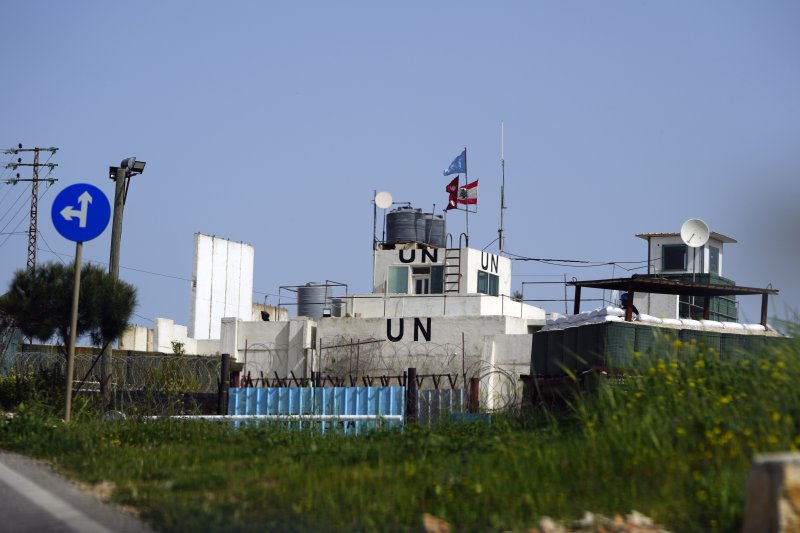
left=37, top=230, right=66, bottom=266
left=0, top=192, right=32, bottom=250
left=0, top=182, right=55, bottom=252
left=0, top=181, right=15, bottom=209
left=132, top=313, right=154, bottom=324
left=505, top=249, right=652, bottom=271
left=0, top=186, right=29, bottom=228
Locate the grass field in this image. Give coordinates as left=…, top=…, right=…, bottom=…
left=1, top=334, right=799, bottom=532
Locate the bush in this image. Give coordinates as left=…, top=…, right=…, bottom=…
left=569, top=334, right=800, bottom=530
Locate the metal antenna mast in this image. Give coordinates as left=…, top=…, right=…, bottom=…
left=498, top=122, right=506, bottom=255
left=3, top=144, right=59, bottom=270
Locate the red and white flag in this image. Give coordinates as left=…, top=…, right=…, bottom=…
left=457, top=179, right=478, bottom=205
left=445, top=176, right=459, bottom=210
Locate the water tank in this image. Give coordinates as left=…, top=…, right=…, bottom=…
left=414, top=212, right=426, bottom=243
left=297, top=283, right=329, bottom=318
left=386, top=207, right=422, bottom=244
left=423, top=214, right=446, bottom=248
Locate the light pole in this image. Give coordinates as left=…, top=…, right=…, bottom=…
left=100, top=157, right=145, bottom=410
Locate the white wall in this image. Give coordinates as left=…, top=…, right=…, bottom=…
left=634, top=293, right=679, bottom=320
left=154, top=318, right=192, bottom=354
left=373, top=246, right=445, bottom=293
left=372, top=247, right=512, bottom=297
left=119, top=325, right=153, bottom=352
left=119, top=322, right=220, bottom=354
left=221, top=314, right=531, bottom=379
left=463, top=248, right=512, bottom=296
left=251, top=304, right=289, bottom=322
left=220, top=318, right=313, bottom=380
left=343, top=293, right=544, bottom=320
left=189, top=233, right=255, bottom=340
left=483, top=334, right=533, bottom=410
left=645, top=236, right=726, bottom=276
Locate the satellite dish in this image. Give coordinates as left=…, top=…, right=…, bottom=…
left=680, top=218, right=710, bottom=248
left=375, top=191, right=393, bottom=209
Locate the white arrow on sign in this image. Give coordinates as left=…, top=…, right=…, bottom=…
left=59, top=191, right=92, bottom=228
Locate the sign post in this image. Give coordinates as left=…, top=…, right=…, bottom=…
left=64, top=241, right=82, bottom=423
left=51, top=183, right=111, bottom=422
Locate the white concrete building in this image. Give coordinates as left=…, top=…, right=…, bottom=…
left=219, top=242, right=546, bottom=409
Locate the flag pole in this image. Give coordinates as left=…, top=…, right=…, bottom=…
left=464, top=147, right=469, bottom=244
left=499, top=122, right=505, bottom=255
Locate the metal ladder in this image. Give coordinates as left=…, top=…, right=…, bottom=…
left=444, top=248, right=461, bottom=293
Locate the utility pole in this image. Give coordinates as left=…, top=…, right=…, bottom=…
left=100, top=166, right=125, bottom=409
left=100, top=157, right=146, bottom=410
left=3, top=144, right=58, bottom=270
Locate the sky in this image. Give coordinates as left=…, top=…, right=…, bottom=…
left=1, top=1, right=799, bottom=330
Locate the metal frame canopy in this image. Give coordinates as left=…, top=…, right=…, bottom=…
left=567, top=275, right=778, bottom=326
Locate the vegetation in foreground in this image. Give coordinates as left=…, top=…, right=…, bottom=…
left=1, top=335, right=799, bottom=532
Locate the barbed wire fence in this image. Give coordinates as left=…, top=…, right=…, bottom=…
left=3, top=351, right=221, bottom=415
left=317, top=336, right=520, bottom=411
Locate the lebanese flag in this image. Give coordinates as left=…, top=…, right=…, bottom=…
left=457, top=179, right=478, bottom=205
left=445, top=176, right=459, bottom=210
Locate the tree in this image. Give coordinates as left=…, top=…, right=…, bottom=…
left=0, top=262, right=137, bottom=357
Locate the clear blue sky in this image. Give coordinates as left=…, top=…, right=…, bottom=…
left=1, top=1, right=798, bottom=329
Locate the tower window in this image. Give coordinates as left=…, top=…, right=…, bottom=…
left=709, top=246, right=720, bottom=275
left=477, top=271, right=499, bottom=296
left=387, top=266, right=409, bottom=294
left=662, top=244, right=687, bottom=271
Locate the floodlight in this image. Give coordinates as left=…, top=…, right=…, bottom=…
left=119, top=157, right=146, bottom=176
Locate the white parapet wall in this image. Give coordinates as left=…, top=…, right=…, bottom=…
left=220, top=317, right=314, bottom=380
left=343, top=293, right=544, bottom=321
left=119, top=325, right=153, bottom=352
left=154, top=318, right=195, bottom=354
left=189, top=233, right=254, bottom=340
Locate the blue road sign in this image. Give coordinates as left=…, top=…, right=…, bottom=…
left=51, top=183, right=111, bottom=242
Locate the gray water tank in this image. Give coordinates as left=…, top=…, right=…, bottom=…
left=297, top=283, right=329, bottom=318
left=386, top=207, right=422, bottom=244
left=423, top=214, right=446, bottom=248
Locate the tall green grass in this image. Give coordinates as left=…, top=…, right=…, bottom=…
left=1, top=334, right=798, bottom=532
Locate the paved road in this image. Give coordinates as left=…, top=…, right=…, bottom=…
left=0, top=451, right=154, bottom=533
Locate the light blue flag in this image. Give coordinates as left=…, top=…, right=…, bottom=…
left=443, top=149, right=466, bottom=176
